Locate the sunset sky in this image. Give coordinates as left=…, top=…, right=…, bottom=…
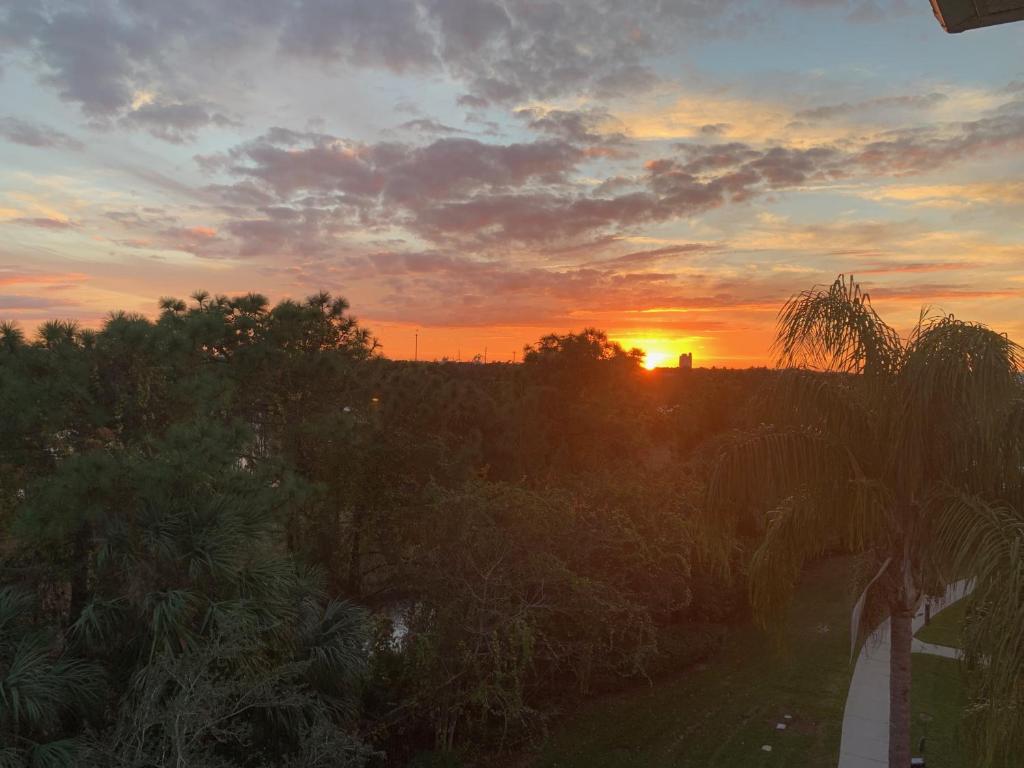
left=2, top=1, right=1023, bottom=365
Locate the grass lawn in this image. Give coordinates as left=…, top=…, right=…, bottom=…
left=533, top=557, right=856, bottom=768
left=915, top=599, right=969, bottom=649
left=910, top=654, right=967, bottom=768
left=910, top=593, right=972, bottom=768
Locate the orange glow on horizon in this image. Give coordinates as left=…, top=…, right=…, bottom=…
left=642, top=349, right=673, bottom=370
left=615, top=335, right=702, bottom=370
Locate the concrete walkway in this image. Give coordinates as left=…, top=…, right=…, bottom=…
left=836, top=580, right=971, bottom=768
left=911, top=639, right=961, bottom=660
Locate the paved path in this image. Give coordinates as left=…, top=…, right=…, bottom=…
left=836, top=580, right=971, bottom=768
left=911, top=639, right=960, bottom=659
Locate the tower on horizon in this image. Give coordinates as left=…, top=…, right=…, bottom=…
left=679, top=352, right=693, bottom=369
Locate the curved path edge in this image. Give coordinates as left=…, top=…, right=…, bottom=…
left=836, top=580, right=972, bottom=768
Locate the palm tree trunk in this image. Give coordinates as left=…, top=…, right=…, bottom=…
left=888, top=608, right=913, bottom=768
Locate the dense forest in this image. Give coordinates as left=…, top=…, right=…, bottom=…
left=7, top=282, right=1024, bottom=768
left=0, top=292, right=773, bottom=767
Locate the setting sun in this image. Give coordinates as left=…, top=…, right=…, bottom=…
left=614, top=336, right=700, bottom=370
left=642, top=349, right=673, bottom=370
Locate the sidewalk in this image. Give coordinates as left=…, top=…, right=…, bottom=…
left=836, top=580, right=971, bottom=768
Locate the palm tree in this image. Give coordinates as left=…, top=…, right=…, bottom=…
left=0, top=587, right=104, bottom=767
left=37, top=319, right=80, bottom=349
left=190, top=289, right=210, bottom=308
left=706, top=275, right=1024, bottom=768
left=0, top=321, right=24, bottom=353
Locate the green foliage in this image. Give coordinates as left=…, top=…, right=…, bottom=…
left=523, top=327, right=643, bottom=369
left=706, top=274, right=1024, bottom=766
left=1, top=291, right=757, bottom=763
left=0, top=587, right=104, bottom=767
left=933, top=493, right=1024, bottom=765
left=94, top=612, right=373, bottom=768
left=387, top=481, right=673, bottom=752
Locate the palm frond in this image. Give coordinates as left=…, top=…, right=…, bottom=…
left=747, top=493, right=833, bottom=627
left=1, top=635, right=101, bottom=731
left=774, top=274, right=902, bottom=376
left=302, top=600, right=369, bottom=717
left=70, top=598, right=126, bottom=652
left=0, top=587, right=33, bottom=642
left=755, top=369, right=878, bottom=461
left=933, top=491, right=1024, bottom=767
left=143, top=589, right=198, bottom=656
left=893, top=317, right=1024, bottom=497
left=25, top=739, right=82, bottom=768
left=993, top=397, right=1024, bottom=503
left=703, top=426, right=892, bottom=575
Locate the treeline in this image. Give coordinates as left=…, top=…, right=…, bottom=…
left=0, top=293, right=769, bottom=766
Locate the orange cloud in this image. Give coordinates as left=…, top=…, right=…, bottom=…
left=0, top=272, right=90, bottom=287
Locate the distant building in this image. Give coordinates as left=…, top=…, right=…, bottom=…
left=679, top=352, right=692, bottom=369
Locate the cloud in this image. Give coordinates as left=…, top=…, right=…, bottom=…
left=1, top=0, right=752, bottom=139
left=226, top=207, right=356, bottom=258
left=856, top=261, right=979, bottom=275
left=408, top=191, right=664, bottom=243
left=193, top=93, right=1024, bottom=256
left=853, top=112, right=1024, bottom=175
left=669, top=103, right=1024, bottom=187
left=204, top=128, right=842, bottom=249
left=8, top=3, right=146, bottom=116
left=0, top=294, right=74, bottom=310
left=326, top=245, right=820, bottom=330
left=338, top=248, right=713, bottom=326
left=868, top=283, right=1022, bottom=304
left=280, top=0, right=438, bottom=71
left=700, top=123, right=731, bottom=136
left=588, top=243, right=721, bottom=268
left=0, top=1, right=240, bottom=141
left=202, top=129, right=590, bottom=246
left=397, top=118, right=466, bottom=135
left=0, top=116, right=83, bottom=149
left=102, top=208, right=227, bottom=257
left=794, top=92, right=948, bottom=122
left=120, top=99, right=238, bottom=143
left=7, top=217, right=77, bottom=229
left=864, top=180, right=1024, bottom=209
left=230, top=132, right=583, bottom=199
left=515, top=107, right=630, bottom=147
left=0, top=270, right=89, bottom=288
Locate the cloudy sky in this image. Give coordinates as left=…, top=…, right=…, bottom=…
left=2, top=1, right=1023, bottom=365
